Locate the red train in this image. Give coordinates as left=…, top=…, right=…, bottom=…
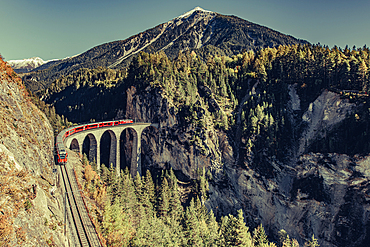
left=55, top=119, right=133, bottom=165
left=55, top=141, right=68, bottom=165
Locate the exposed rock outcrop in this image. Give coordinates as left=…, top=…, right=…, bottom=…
left=123, top=83, right=370, bottom=247
left=125, top=85, right=224, bottom=179
left=0, top=59, right=64, bottom=246
left=299, top=90, right=355, bottom=155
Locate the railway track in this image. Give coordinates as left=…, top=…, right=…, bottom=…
left=60, top=164, right=102, bottom=247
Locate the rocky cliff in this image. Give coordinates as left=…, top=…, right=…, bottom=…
left=0, top=57, right=64, bottom=246
left=122, top=81, right=370, bottom=247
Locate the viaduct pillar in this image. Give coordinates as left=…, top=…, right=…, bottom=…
left=64, top=123, right=158, bottom=177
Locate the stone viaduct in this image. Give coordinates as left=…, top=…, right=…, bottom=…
left=64, top=122, right=158, bottom=177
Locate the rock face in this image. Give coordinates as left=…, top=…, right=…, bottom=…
left=123, top=83, right=370, bottom=247
left=124, top=85, right=226, bottom=180
left=292, top=154, right=370, bottom=247
left=0, top=59, right=64, bottom=246
left=207, top=152, right=370, bottom=247
left=298, top=90, right=355, bottom=155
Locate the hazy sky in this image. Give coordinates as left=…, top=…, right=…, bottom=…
left=1, top=0, right=369, bottom=61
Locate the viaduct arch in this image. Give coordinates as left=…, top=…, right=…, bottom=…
left=63, top=122, right=158, bottom=177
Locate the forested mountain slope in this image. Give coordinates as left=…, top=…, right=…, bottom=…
left=41, top=44, right=370, bottom=247
left=22, top=7, right=307, bottom=93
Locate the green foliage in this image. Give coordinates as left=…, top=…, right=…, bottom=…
left=29, top=91, right=72, bottom=134
left=304, top=235, right=319, bottom=247
left=195, top=167, right=209, bottom=204
left=95, top=164, right=319, bottom=246
left=24, top=198, right=32, bottom=211
left=103, top=198, right=135, bottom=246
left=253, top=224, right=269, bottom=246
left=221, top=210, right=253, bottom=246
left=157, top=177, right=170, bottom=217
left=42, top=44, right=370, bottom=163
left=40, top=44, right=370, bottom=163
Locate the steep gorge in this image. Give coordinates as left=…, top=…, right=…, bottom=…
left=124, top=75, right=370, bottom=247
left=39, top=43, right=370, bottom=247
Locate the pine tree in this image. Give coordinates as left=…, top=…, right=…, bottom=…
left=120, top=172, right=138, bottom=224
left=278, top=229, right=288, bottom=246
left=358, top=59, right=368, bottom=92
left=105, top=164, right=119, bottom=200
left=133, top=173, right=147, bottom=223
left=133, top=214, right=174, bottom=246
left=134, top=172, right=144, bottom=203
left=304, top=235, right=319, bottom=247
left=167, top=170, right=182, bottom=220
left=235, top=209, right=253, bottom=246
left=222, top=214, right=237, bottom=246
left=143, top=171, right=156, bottom=216
left=253, top=224, right=269, bottom=247
left=204, top=209, right=221, bottom=246
left=198, top=167, right=209, bottom=204
left=183, top=198, right=203, bottom=247
left=102, top=198, right=134, bottom=247
left=221, top=210, right=254, bottom=247
left=157, top=177, right=170, bottom=218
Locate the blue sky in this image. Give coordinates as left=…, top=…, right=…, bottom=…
left=1, top=0, right=369, bottom=61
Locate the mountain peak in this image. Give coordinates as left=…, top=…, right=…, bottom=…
left=23, top=8, right=307, bottom=87
left=177, top=7, right=213, bottom=19
left=7, top=57, right=46, bottom=73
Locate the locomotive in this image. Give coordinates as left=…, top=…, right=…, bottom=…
left=55, top=119, right=133, bottom=165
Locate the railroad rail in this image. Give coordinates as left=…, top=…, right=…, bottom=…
left=56, top=119, right=157, bottom=246
left=60, top=163, right=102, bottom=247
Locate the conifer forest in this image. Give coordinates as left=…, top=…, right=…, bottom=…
left=38, top=43, right=370, bottom=246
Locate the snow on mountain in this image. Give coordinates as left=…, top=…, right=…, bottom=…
left=7, top=54, right=82, bottom=73
left=7, top=57, right=46, bottom=73
left=177, top=7, right=213, bottom=19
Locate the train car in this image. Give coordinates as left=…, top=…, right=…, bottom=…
left=75, top=126, right=85, bottom=133
left=57, top=149, right=68, bottom=165
left=99, top=122, right=113, bottom=127
left=55, top=141, right=68, bottom=165
left=64, top=129, right=76, bottom=138
left=85, top=123, right=99, bottom=130
left=114, top=119, right=133, bottom=125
